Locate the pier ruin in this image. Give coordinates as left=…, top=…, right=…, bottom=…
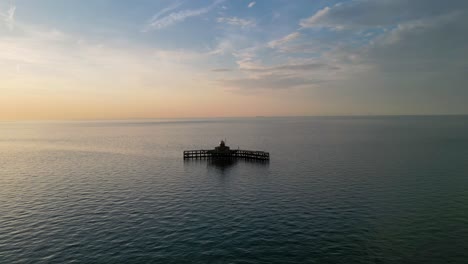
left=183, top=141, right=269, bottom=160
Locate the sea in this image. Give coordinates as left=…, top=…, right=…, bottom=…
left=1, top=116, right=467, bottom=263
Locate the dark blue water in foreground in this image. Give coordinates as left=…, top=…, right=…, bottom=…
left=1, top=116, right=468, bottom=263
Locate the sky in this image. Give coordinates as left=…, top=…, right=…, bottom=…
left=0, top=0, right=467, bottom=120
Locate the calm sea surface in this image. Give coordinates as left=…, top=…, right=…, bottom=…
left=1, top=116, right=468, bottom=263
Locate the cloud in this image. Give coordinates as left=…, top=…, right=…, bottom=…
left=211, top=68, right=232, bottom=72
left=209, top=34, right=254, bottom=55
left=248, top=2, right=256, bottom=8
left=145, top=0, right=223, bottom=31
left=232, top=46, right=262, bottom=69
left=268, top=32, right=300, bottom=48
left=295, top=0, right=468, bottom=114
left=296, top=0, right=468, bottom=78
left=300, top=0, right=468, bottom=29
left=217, top=16, right=255, bottom=28
left=218, top=56, right=340, bottom=91
left=300, top=6, right=330, bottom=28
left=220, top=74, right=318, bottom=90
left=211, top=34, right=337, bottom=91
left=245, top=63, right=339, bottom=72
left=0, top=4, right=16, bottom=31
left=148, top=2, right=183, bottom=23
left=217, top=0, right=467, bottom=98
left=209, top=0, right=467, bottom=108
left=362, top=12, right=468, bottom=73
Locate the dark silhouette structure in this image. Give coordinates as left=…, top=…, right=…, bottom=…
left=184, top=141, right=269, bottom=160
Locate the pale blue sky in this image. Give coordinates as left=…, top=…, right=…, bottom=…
left=1, top=0, right=467, bottom=119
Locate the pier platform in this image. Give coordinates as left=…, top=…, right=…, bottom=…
left=183, top=141, right=269, bottom=160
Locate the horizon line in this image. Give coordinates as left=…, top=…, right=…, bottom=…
left=2, top=114, right=468, bottom=123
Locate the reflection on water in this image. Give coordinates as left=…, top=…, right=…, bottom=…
left=184, top=158, right=269, bottom=175
left=207, top=158, right=238, bottom=173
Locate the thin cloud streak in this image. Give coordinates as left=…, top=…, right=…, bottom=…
left=300, top=0, right=468, bottom=29
left=1, top=4, right=16, bottom=31
left=268, top=32, right=300, bottom=48
left=220, top=74, right=323, bottom=90
left=211, top=68, right=233, bottom=72
left=245, top=63, right=339, bottom=72
left=217, top=16, right=255, bottom=28
left=145, top=0, right=224, bottom=31
left=149, top=2, right=183, bottom=22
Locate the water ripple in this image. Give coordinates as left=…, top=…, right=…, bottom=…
left=1, top=117, right=468, bottom=263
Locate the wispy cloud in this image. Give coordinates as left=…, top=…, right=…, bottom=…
left=211, top=68, right=232, bottom=72
left=1, top=4, right=16, bottom=31
left=219, top=52, right=340, bottom=91
left=300, top=6, right=330, bottom=28
left=220, top=74, right=315, bottom=90
left=299, top=0, right=468, bottom=30
left=145, top=0, right=223, bottom=31
left=268, top=32, right=300, bottom=48
left=248, top=2, right=256, bottom=8
left=148, top=2, right=183, bottom=23
left=245, top=63, right=339, bottom=72
left=208, top=34, right=254, bottom=55
left=217, top=16, right=255, bottom=28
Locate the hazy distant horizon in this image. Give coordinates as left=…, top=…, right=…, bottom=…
left=2, top=114, right=468, bottom=123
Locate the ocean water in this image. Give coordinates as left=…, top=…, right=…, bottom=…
left=1, top=116, right=468, bottom=263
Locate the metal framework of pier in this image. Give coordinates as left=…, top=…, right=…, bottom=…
left=184, top=149, right=269, bottom=160
left=183, top=141, right=269, bottom=161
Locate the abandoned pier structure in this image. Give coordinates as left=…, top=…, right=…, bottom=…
left=184, top=141, right=269, bottom=161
